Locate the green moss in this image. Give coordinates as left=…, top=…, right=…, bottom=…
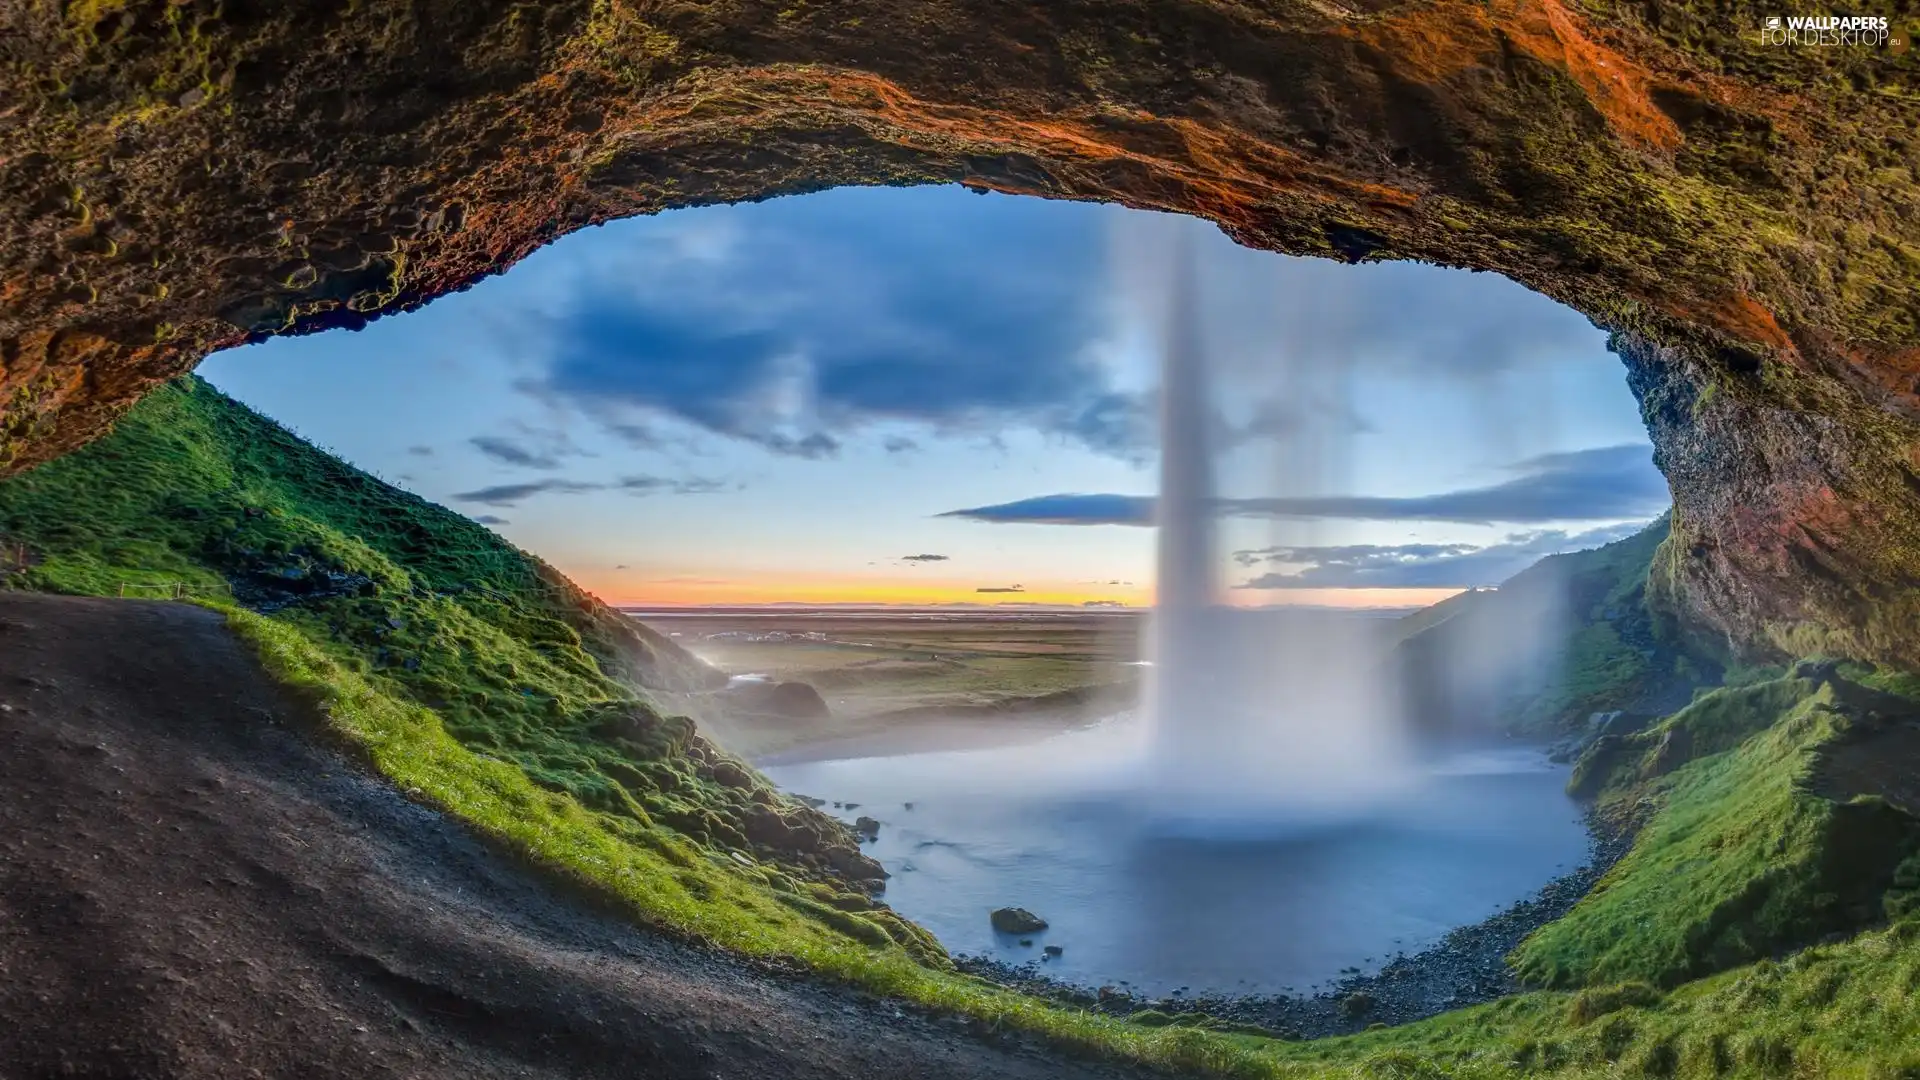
left=12, top=377, right=1920, bottom=1079
left=1517, top=675, right=1920, bottom=988
left=0, top=377, right=824, bottom=877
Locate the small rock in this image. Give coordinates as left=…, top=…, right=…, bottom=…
left=1043, top=945, right=1063, bottom=957
left=853, top=816, right=881, bottom=841
left=990, top=907, right=1049, bottom=934
left=1793, top=658, right=1839, bottom=684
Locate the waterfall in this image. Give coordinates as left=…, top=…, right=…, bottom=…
left=1140, top=223, right=1412, bottom=829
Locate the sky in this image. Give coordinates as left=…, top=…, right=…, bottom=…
left=197, top=185, right=1666, bottom=609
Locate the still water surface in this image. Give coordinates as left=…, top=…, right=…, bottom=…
left=764, top=715, right=1587, bottom=997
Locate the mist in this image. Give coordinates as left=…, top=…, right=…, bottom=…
left=1113, top=212, right=1583, bottom=828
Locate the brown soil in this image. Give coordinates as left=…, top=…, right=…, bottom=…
left=0, top=591, right=1153, bottom=1080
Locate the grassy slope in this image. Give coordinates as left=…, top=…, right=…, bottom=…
left=1393, top=518, right=1718, bottom=736
left=8, top=378, right=1920, bottom=1079
left=0, top=377, right=924, bottom=927
left=1517, top=674, right=1920, bottom=989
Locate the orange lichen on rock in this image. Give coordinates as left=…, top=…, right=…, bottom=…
left=1718, top=294, right=1796, bottom=351
left=1355, top=0, right=1681, bottom=152
left=1666, top=293, right=1799, bottom=356
left=617, top=66, right=1421, bottom=223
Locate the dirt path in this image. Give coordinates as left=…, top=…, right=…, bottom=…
left=0, top=592, right=1152, bottom=1080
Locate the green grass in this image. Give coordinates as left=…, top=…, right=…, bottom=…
left=214, top=603, right=1240, bottom=1070
left=1518, top=675, right=1920, bottom=989
left=1392, top=518, right=1719, bottom=735
left=0, top=376, right=890, bottom=888
left=9, top=375, right=1920, bottom=1079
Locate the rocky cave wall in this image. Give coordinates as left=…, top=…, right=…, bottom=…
left=2, top=0, right=1917, bottom=663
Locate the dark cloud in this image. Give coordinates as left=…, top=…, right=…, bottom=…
left=407, top=445, right=435, bottom=457
left=452, top=474, right=723, bottom=507
left=472, top=514, right=509, bottom=525
left=902, top=554, right=950, bottom=562
left=939, top=444, right=1666, bottom=527
left=1212, top=444, right=1666, bottom=526
left=762, top=432, right=841, bottom=460
left=603, top=422, right=666, bottom=450
left=452, top=479, right=604, bottom=507
left=612, top=475, right=727, bottom=496
left=942, top=493, right=1153, bottom=526
left=470, top=435, right=563, bottom=470
left=883, top=435, right=921, bottom=455
left=1232, top=522, right=1651, bottom=590
left=527, top=189, right=1149, bottom=460
left=976, top=585, right=1026, bottom=593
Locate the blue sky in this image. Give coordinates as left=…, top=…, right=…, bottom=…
left=198, top=185, right=1663, bottom=608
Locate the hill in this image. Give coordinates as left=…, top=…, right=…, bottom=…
left=1392, top=518, right=1720, bottom=737
left=0, top=376, right=900, bottom=899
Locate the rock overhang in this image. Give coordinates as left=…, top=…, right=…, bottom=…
left=1, top=0, right=1915, bottom=660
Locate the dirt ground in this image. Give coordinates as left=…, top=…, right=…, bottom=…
left=0, top=591, right=1156, bottom=1080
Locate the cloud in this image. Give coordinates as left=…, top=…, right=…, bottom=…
left=760, top=431, right=840, bottom=460
left=470, top=435, right=563, bottom=470
left=524, top=188, right=1153, bottom=460
left=407, top=445, right=435, bottom=457
left=451, top=478, right=604, bottom=507
left=883, top=435, right=921, bottom=455
left=1231, top=522, right=1652, bottom=589
left=612, top=475, right=726, bottom=496
left=902, top=554, right=950, bottom=562
left=942, top=493, right=1154, bottom=526
left=976, top=585, right=1026, bottom=593
left=939, top=444, right=1666, bottom=527
left=452, top=474, right=724, bottom=507
left=472, top=514, right=509, bottom=525
left=1177, top=228, right=1609, bottom=381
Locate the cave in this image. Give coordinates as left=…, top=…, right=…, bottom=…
left=2, top=3, right=1917, bottom=667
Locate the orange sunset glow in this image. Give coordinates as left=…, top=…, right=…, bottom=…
left=573, top=569, right=1463, bottom=611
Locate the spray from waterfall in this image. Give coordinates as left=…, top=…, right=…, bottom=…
left=1135, top=218, right=1413, bottom=828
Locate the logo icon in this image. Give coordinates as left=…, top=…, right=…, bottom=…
left=1766, top=16, right=1782, bottom=29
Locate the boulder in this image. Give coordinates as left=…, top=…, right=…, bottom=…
left=1646, top=726, right=1695, bottom=777
left=990, top=907, right=1048, bottom=934
left=709, top=757, right=755, bottom=790
left=729, top=680, right=830, bottom=721
left=853, top=815, right=881, bottom=841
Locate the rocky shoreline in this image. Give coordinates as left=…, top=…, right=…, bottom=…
left=953, top=802, right=1640, bottom=1040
